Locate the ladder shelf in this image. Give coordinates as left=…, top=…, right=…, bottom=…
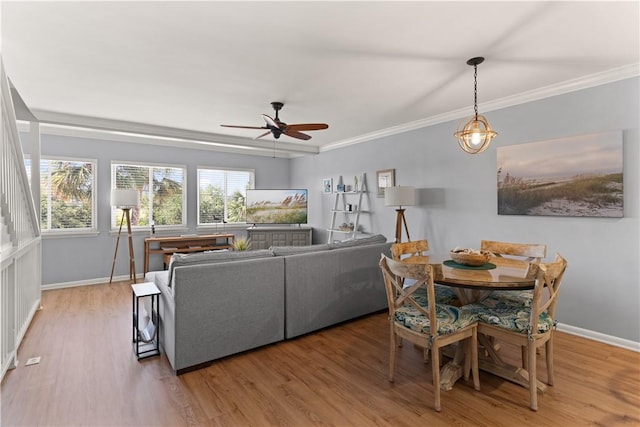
left=327, top=173, right=367, bottom=243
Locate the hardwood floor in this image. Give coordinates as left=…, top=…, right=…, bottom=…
left=2, top=280, right=639, bottom=426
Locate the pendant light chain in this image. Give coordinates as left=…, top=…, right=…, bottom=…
left=473, top=64, right=478, bottom=119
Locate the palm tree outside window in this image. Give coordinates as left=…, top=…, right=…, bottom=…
left=25, top=157, right=96, bottom=232
left=111, top=162, right=186, bottom=230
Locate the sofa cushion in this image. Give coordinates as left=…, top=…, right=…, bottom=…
left=269, top=244, right=331, bottom=256
left=328, top=234, right=388, bottom=249
left=168, top=249, right=274, bottom=284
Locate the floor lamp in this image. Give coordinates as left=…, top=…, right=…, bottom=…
left=384, top=186, right=416, bottom=243
left=109, top=189, right=140, bottom=284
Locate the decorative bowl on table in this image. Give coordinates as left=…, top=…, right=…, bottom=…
left=450, top=248, right=491, bottom=266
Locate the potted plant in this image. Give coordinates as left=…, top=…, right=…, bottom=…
left=232, top=237, right=251, bottom=251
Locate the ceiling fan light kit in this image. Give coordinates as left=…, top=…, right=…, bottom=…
left=221, top=101, right=328, bottom=141
left=454, top=56, right=497, bottom=154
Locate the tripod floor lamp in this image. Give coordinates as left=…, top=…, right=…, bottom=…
left=384, top=186, right=416, bottom=243
left=109, top=188, right=140, bottom=284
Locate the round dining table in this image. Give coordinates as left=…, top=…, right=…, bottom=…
left=432, top=254, right=538, bottom=304
left=400, top=254, right=541, bottom=391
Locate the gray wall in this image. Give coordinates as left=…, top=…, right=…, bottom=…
left=28, top=134, right=290, bottom=284
left=291, top=77, right=639, bottom=342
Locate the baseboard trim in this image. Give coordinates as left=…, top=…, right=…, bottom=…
left=41, top=274, right=144, bottom=291
left=557, top=323, right=639, bottom=352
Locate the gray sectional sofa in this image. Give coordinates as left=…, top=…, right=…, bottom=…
left=144, top=234, right=391, bottom=374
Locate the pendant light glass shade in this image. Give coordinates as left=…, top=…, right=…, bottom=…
left=454, top=57, right=497, bottom=154
left=454, top=114, right=497, bottom=154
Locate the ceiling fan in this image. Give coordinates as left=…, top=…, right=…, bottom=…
left=221, top=101, right=328, bottom=141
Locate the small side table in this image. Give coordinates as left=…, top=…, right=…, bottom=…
left=131, top=282, right=161, bottom=359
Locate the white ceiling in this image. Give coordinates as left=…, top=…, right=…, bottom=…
left=2, top=1, right=639, bottom=156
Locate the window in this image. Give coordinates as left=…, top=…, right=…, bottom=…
left=198, top=167, right=254, bottom=225
left=25, top=157, right=97, bottom=232
left=111, top=162, right=186, bottom=229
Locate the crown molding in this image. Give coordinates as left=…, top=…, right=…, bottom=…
left=321, top=63, right=640, bottom=152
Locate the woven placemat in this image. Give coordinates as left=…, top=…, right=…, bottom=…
left=443, top=260, right=497, bottom=270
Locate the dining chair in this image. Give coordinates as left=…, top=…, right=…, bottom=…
left=480, top=240, right=547, bottom=307
left=391, top=240, right=459, bottom=305
left=379, top=254, right=480, bottom=412
left=466, top=253, right=567, bottom=411
left=480, top=240, right=547, bottom=262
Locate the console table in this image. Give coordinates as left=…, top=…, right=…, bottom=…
left=143, top=233, right=235, bottom=274
left=247, top=227, right=312, bottom=250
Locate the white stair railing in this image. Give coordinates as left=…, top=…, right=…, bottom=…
left=0, top=57, right=42, bottom=381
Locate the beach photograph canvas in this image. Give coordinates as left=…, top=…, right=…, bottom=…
left=497, top=131, right=623, bottom=217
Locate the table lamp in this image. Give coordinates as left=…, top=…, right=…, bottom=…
left=385, top=186, right=415, bottom=243
left=109, top=188, right=140, bottom=284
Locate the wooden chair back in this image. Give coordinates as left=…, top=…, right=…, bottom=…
left=379, top=254, right=437, bottom=336
left=391, top=239, right=429, bottom=261
left=530, top=253, right=568, bottom=332
left=481, top=240, right=547, bottom=263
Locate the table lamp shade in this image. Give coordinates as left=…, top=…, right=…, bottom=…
left=111, top=188, right=139, bottom=208
left=385, top=186, right=415, bottom=207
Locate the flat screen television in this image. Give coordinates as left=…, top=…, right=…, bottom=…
left=245, top=189, right=308, bottom=224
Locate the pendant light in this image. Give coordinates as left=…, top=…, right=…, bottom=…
left=454, top=57, right=497, bottom=154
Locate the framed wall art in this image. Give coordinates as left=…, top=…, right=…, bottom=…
left=323, top=178, right=333, bottom=194
left=497, top=131, right=623, bottom=217
left=376, top=169, right=395, bottom=197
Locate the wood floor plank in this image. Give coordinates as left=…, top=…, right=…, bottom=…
left=1, top=280, right=639, bottom=426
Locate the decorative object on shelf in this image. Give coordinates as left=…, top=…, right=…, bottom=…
left=376, top=169, right=395, bottom=197
left=232, top=236, right=251, bottom=251
left=337, top=184, right=345, bottom=193
left=109, top=188, right=140, bottom=284
left=353, top=176, right=359, bottom=192
left=323, top=178, right=333, bottom=194
left=339, top=222, right=354, bottom=232
left=449, top=248, right=491, bottom=266
left=385, top=186, right=415, bottom=243
left=454, top=57, right=497, bottom=154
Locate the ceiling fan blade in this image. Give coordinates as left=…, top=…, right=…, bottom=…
left=283, top=129, right=312, bottom=141
left=254, top=131, right=272, bottom=140
left=261, top=114, right=280, bottom=129
left=286, top=123, right=329, bottom=132
left=220, top=124, right=267, bottom=130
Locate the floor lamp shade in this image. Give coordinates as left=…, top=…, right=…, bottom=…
left=111, top=188, right=139, bottom=208
left=384, top=186, right=415, bottom=207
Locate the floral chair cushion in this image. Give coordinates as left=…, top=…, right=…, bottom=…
left=394, top=302, right=478, bottom=336
left=408, top=285, right=459, bottom=305
left=485, top=289, right=533, bottom=307
left=463, top=298, right=553, bottom=334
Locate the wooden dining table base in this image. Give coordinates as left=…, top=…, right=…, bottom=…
left=439, top=333, right=547, bottom=392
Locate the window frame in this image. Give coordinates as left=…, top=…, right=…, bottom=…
left=111, top=160, right=187, bottom=231
left=25, top=155, right=98, bottom=235
left=196, top=166, right=255, bottom=227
